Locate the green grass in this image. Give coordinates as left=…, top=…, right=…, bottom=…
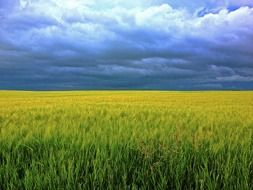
left=0, top=91, right=253, bottom=189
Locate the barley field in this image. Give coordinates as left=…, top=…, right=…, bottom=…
left=0, top=91, right=252, bottom=190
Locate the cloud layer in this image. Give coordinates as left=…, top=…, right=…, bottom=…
left=0, top=0, right=253, bottom=90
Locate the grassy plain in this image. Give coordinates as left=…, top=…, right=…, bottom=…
left=0, top=91, right=253, bottom=189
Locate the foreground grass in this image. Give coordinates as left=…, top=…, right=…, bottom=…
left=0, top=91, right=253, bottom=190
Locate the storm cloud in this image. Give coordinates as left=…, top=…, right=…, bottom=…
left=0, top=0, right=253, bottom=90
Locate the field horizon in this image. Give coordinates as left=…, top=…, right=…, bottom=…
left=1, top=0, right=253, bottom=189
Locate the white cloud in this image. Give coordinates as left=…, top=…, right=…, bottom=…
left=217, top=75, right=253, bottom=82
left=0, top=0, right=253, bottom=89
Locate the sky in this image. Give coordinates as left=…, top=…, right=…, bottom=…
left=0, top=0, right=253, bottom=90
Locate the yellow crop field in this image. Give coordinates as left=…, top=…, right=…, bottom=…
left=0, top=91, right=253, bottom=189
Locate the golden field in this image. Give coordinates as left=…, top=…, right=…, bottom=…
left=0, top=91, right=253, bottom=189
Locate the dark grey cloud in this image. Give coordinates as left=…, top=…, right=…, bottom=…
left=0, top=0, right=253, bottom=90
